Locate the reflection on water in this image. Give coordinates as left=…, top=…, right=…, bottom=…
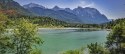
left=74, top=29, right=100, bottom=32
left=38, top=29, right=101, bottom=34
left=38, top=29, right=109, bottom=54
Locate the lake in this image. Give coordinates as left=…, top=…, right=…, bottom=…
left=38, top=28, right=110, bottom=54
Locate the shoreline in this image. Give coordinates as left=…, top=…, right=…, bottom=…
left=38, top=27, right=100, bottom=29
left=39, top=27, right=102, bottom=30
left=38, top=28, right=111, bottom=31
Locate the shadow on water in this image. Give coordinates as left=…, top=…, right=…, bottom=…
left=76, top=35, right=99, bottom=41
left=73, top=29, right=100, bottom=32
left=54, top=29, right=101, bottom=34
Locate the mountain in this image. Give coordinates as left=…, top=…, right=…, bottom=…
left=23, top=3, right=46, bottom=9
left=24, top=7, right=81, bottom=23
left=52, top=6, right=63, bottom=11
left=23, top=3, right=109, bottom=24
left=72, top=7, right=109, bottom=24
left=0, top=0, right=33, bottom=16
left=64, top=8, right=73, bottom=13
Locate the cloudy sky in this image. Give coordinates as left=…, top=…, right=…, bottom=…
left=14, top=0, right=125, bottom=19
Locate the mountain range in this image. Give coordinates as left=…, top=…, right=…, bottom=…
left=0, top=0, right=109, bottom=24
left=23, top=3, right=109, bottom=24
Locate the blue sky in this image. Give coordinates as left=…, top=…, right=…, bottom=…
left=14, top=0, right=125, bottom=19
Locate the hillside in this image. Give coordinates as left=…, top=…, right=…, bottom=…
left=0, top=0, right=33, bottom=16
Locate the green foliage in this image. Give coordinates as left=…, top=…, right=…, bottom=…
left=9, top=16, right=68, bottom=28
left=0, top=13, right=13, bottom=54
left=0, top=13, right=7, bottom=23
left=62, top=47, right=84, bottom=54
left=9, top=15, right=102, bottom=28
left=12, top=19, right=43, bottom=54
left=103, top=18, right=125, bottom=29
left=0, top=23, right=10, bottom=54
left=0, top=14, right=43, bottom=54
left=106, top=21, right=125, bottom=54
left=63, top=50, right=81, bottom=54
left=87, top=42, right=108, bottom=54
left=29, top=49, right=42, bottom=54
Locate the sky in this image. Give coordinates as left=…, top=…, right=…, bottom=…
left=14, top=0, right=125, bottom=19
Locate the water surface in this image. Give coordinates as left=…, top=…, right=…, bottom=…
left=38, top=29, right=109, bottom=54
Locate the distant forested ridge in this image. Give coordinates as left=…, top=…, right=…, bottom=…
left=101, top=18, right=125, bottom=29
left=8, top=15, right=102, bottom=28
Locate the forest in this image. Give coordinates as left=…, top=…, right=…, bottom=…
left=8, top=15, right=104, bottom=28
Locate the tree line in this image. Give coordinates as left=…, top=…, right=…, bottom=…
left=8, top=15, right=103, bottom=28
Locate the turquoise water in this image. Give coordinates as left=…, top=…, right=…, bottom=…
left=38, top=29, right=110, bottom=54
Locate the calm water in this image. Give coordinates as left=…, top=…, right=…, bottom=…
left=38, top=29, right=110, bottom=54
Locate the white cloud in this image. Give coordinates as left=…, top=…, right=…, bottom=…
left=67, top=0, right=95, bottom=9
left=42, top=0, right=95, bottom=9
left=79, top=1, right=95, bottom=8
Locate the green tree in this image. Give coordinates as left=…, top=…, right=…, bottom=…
left=63, top=47, right=84, bottom=54
left=63, top=50, right=81, bottom=54
left=87, top=42, right=108, bottom=54
left=0, top=13, right=12, bottom=54
left=106, top=21, right=125, bottom=54
left=29, top=49, right=42, bottom=54
left=12, top=19, right=43, bottom=54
